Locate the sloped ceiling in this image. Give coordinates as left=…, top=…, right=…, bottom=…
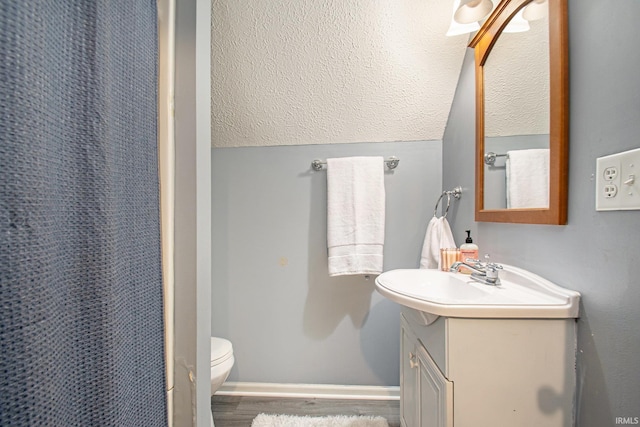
left=211, top=0, right=468, bottom=148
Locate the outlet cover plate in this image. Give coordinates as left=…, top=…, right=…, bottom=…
left=596, top=148, right=640, bottom=211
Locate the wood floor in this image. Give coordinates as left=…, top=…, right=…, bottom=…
left=211, top=395, right=401, bottom=427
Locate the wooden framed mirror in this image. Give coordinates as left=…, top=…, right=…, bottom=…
left=469, top=0, right=568, bottom=224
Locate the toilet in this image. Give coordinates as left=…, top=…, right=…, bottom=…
left=210, top=337, right=234, bottom=394
left=210, top=337, right=234, bottom=427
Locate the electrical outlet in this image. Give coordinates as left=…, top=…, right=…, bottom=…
left=603, top=184, right=617, bottom=198
left=596, top=148, right=640, bottom=211
left=603, top=167, right=618, bottom=181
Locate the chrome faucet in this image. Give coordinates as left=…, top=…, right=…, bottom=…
left=449, top=255, right=503, bottom=286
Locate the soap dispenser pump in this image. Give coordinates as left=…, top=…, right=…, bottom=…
left=460, top=230, right=479, bottom=263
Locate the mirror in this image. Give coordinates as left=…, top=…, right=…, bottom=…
left=484, top=8, right=549, bottom=210
left=469, top=0, right=568, bottom=224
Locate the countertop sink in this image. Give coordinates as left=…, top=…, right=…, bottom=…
left=374, top=265, right=580, bottom=319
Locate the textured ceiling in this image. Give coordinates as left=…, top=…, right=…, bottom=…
left=211, top=0, right=469, bottom=148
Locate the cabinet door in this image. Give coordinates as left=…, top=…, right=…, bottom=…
left=400, top=322, right=419, bottom=427
left=417, top=345, right=453, bottom=427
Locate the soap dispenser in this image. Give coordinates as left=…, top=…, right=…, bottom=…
left=460, top=230, right=479, bottom=265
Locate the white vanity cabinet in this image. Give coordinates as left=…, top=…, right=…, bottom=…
left=401, top=315, right=453, bottom=427
left=400, top=307, right=577, bottom=427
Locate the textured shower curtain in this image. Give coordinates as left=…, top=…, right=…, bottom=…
left=0, top=1, right=167, bottom=426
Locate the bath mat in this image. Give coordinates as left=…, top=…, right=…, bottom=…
left=251, top=413, right=389, bottom=427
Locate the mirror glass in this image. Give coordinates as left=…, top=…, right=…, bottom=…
left=483, top=10, right=549, bottom=209
left=470, top=0, right=568, bottom=224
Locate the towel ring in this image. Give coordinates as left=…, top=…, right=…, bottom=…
left=433, top=192, right=452, bottom=218
left=433, top=187, right=462, bottom=218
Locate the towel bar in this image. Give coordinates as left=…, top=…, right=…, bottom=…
left=484, top=151, right=509, bottom=166
left=311, top=156, right=400, bottom=171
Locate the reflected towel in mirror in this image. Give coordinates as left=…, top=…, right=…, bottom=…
left=506, top=148, right=550, bottom=208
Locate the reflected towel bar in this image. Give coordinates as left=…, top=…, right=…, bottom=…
left=484, top=152, right=509, bottom=166
left=311, top=156, right=400, bottom=171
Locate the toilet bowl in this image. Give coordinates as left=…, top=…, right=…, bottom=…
left=210, top=337, right=234, bottom=427
left=210, top=337, right=234, bottom=394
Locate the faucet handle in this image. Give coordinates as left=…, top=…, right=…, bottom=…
left=483, top=254, right=502, bottom=269
left=480, top=253, right=502, bottom=277
left=465, top=255, right=490, bottom=268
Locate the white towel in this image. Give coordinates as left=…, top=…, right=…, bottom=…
left=506, top=148, right=550, bottom=209
left=326, top=156, right=385, bottom=276
left=419, top=216, right=456, bottom=270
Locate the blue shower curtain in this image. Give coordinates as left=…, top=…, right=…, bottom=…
left=0, top=1, right=167, bottom=426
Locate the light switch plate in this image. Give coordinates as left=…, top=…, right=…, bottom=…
left=596, top=148, right=640, bottom=211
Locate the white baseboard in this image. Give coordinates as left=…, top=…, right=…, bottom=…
left=215, top=382, right=400, bottom=401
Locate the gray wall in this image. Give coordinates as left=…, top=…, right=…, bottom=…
left=443, top=1, right=640, bottom=425
left=211, top=141, right=442, bottom=386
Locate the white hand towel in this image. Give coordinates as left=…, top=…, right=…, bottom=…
left=419, top=216, right=456, bottom=270
left=506, top=148, right=550, bottom=209
left=326, top=156, right=385, bottom=276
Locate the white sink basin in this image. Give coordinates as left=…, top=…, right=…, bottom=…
left=374, top=265, right=580, bottom=319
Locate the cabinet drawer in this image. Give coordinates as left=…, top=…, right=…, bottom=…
left=401, top=307, right=447, bottom=376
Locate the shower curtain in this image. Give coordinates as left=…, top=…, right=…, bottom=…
left=0, top=1, right=167, bottom=426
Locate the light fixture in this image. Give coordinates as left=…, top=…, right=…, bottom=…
left=445, top=0, right=535, bottom=37
left=523, top=0, right=548, bottom=21
left=446, top=0, right=481, bottom=36
left=454, top=0, right=494, bottom=25
left=503, top=9, right=530, bottom=33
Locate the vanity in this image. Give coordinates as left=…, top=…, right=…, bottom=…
left=376, top=0, right=577, bottom=424
left=375, top=266, right=580, bottom=427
